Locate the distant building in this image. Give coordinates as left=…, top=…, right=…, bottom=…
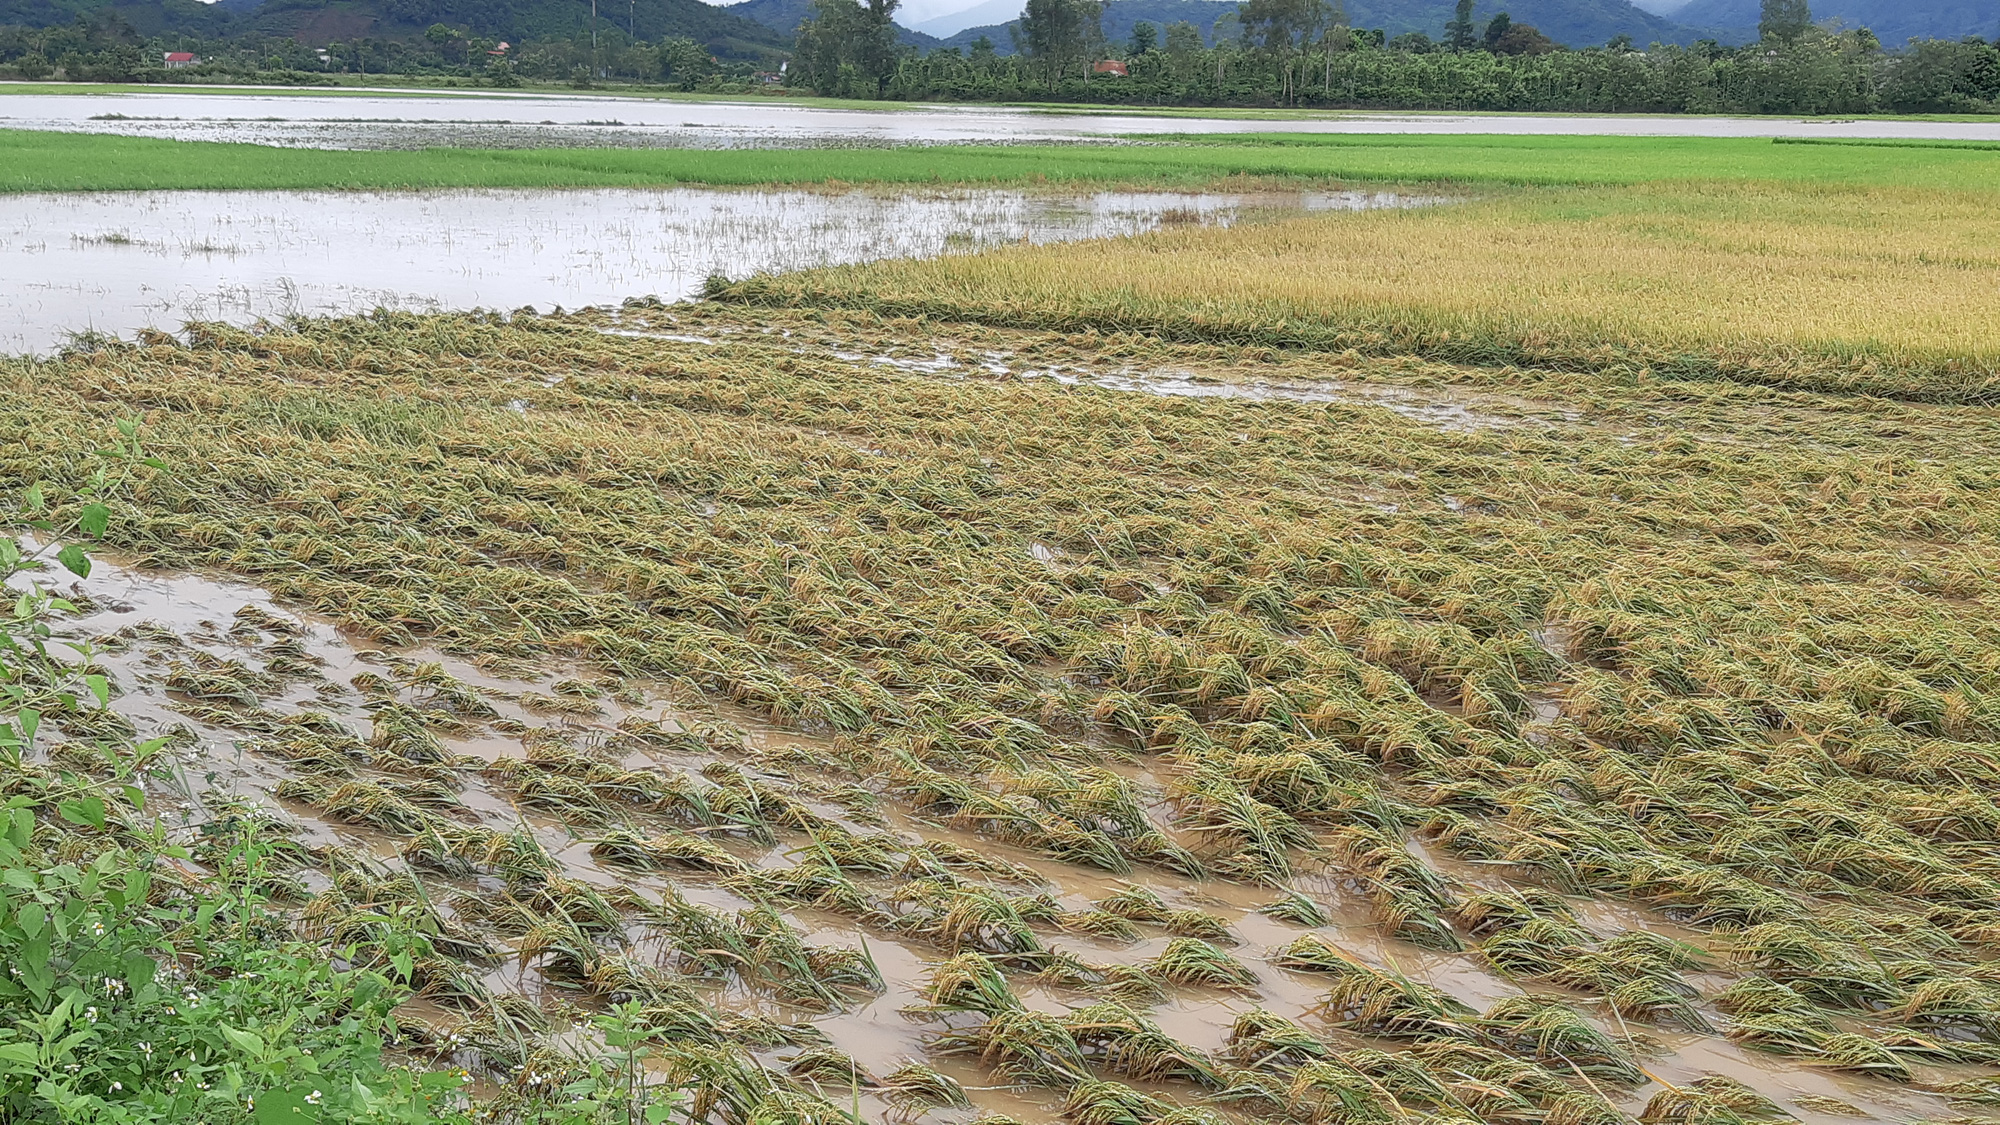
left=1092, top=59, right=1129, bottom=76
left=162, top=52, right=196, bottom=69
left=488, top=41, right=510, bottom=56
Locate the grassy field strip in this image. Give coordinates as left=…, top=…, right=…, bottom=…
left=5, top=128, right=2000, bottom=194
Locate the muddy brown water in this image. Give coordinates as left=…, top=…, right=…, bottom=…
left=20, top=546, right=1978, bottom=1125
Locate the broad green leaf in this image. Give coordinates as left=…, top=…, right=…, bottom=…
left=57, top=798, right=105, bottom=831
left=55, top=545, right=90, bottom=579
left=219, top=1025, right=266, bottom=1057
left=77, top=503, right=110, bottom=538
left=17, top=902, right=43, bottom=940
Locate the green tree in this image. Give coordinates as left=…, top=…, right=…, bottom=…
left=1015, top=0, right=1104, bottom=90
left=1482, top=12, right=1510, bottom=48
left=1241, top=0, right=1330, bottom=100
left=1759, top=0, right=1811, bottom=44
left=1162, top=19, right=1203, bottom=80
left=1490, top=20, right=1555, bottom=54
left=658, top=36, right=717, bottom=88
left=1318, top=0, right=1350, bottom=95
left=1130, top=20, right=1158, bottom=55
left=794, top=0, right=903, bottom=97
left=1444, top=0, right=1477, bottom=51
left=1879, top=36, right=2000, bottom=111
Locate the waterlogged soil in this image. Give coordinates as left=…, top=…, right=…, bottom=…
left=29, top=550, right=1974, bottom=1125
left=0, top=185, right=1427, bottom=355
left=586, top=303, right=1578, bottom=438
left=17, top=304, right=2000, bottom=1125
left=10, top=88, right=2000, bottom=146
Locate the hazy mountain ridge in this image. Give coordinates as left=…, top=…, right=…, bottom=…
left=726, top=0, right=946, bottom=45
left=913, top=0, right=1713, bottom=52
left=1665, top=0, right=1997, bottom=43
left=5, top=0, right=789, bottom=55
left=13, top=0, right=1986, bottom=62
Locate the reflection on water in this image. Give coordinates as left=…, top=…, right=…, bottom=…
left=6, top=87, right=2000, bottom=149
left=0, top=185, right=1427, bottom=355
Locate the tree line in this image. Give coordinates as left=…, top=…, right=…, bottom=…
left=791, top=0, right=2000, bottom=114
left=1, top=0, right=1993, bottom=113
left=0, top=14, right=765, bottom=88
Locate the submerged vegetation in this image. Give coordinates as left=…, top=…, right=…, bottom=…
left=2, top=277, right=2000, bottom=1122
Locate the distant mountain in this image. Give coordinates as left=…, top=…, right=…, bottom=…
left=723, top=0, right=947, bottom=44
left=0, top=0, right=790, bottom=57
left=0, top=0, right=242, bottom=33
left=934, top=0, right=1712, bottom=52
left=1664, top=0, right=1997, bottom=43
left=247, top=0, right=787, bottom=54
left=718, top=0, right=811, bottom=33
left=931, top=0, right=1238, bottom=51
left=906, top=0, right=1013, bottom=35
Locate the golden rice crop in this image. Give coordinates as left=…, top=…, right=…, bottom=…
left=9, top=294, right=2000, bottom=1121
left=714, top=181, right=2000, bottom=401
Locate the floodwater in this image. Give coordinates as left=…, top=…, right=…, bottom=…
left=7, top=86, right=2000, bottom=147
left=0, top=186, right=1422, bottom=355
left=586, top=305, right=1571, bottom=435
left=20, top=543, right=1980, bottom=1125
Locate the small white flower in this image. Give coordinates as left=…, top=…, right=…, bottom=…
left=138, top=1042, right=152, bottom=1058
left=90, top=922, right=105, bottom=937
left=109, top=1081, right=122, bottom=1092
left=305, top=1090, right=323, bottom=1106
left=84, top=1006, right=99, bottom=1024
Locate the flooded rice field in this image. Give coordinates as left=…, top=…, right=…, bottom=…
left=16, top=297, right=2000, bottom=1124
left=32, top=547, right=1977, bottom=1125
left=0, top=185, right=1421, bottom=354
left=8, top=86, right=2000, bottom=148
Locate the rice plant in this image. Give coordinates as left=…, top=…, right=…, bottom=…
left=30, top=291, right=2000, bottom=1122
left=1145, top=938, right=1258, bottom=989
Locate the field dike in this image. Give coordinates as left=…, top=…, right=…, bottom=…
left=4, top=302, right=2000, bottom=1124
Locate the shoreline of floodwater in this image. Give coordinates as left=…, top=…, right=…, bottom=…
left=0, top=184, right=1441, bottom=357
